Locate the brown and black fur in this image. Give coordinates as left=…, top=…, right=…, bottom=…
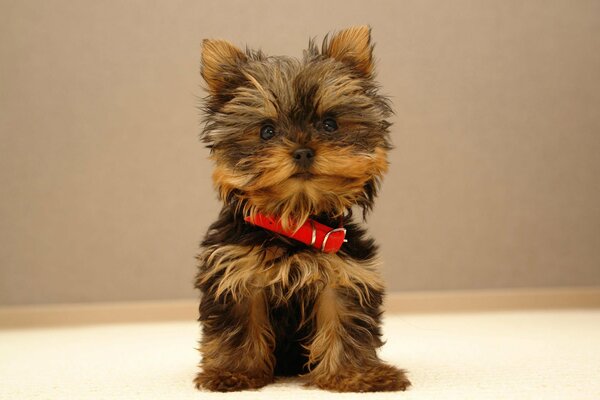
left=194, top=26, right=410, bottom=392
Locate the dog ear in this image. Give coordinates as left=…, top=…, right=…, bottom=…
left=322, top=26, right=374, bottom=76
left=201, top=39, right=247, bottom=94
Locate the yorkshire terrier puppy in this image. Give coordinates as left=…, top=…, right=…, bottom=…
left=194, top=26, right=410, bottom=392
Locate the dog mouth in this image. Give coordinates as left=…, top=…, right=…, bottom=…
left=290, top=172, right=315, bottom=180
left=289, top=172, right=358, bottom=182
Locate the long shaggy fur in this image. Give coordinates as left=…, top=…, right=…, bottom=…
left=194, top=26, right=410, bottom=392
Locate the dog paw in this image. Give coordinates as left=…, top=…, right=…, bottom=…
left=194, top=368, right=272, bottom=392
left=310, top=363, right=411, bottom=392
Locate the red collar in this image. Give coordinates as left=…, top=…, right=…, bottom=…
left=244, top=213, right=347, bottom=253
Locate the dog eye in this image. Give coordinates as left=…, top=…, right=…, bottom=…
left=260, top=124, right=276, bottom=140
left=322, top=118, right=338, bottom=132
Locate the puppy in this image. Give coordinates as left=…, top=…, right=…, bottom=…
left=194, top=26, right=410, bottom=392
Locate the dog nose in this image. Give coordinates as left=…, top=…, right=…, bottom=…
left=292, top=148, right=315, bottom=169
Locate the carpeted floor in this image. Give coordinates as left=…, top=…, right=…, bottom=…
left=1, top=310, right=599, bottom=399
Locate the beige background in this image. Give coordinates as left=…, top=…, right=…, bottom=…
left=1, top=0, right=599, bottom=306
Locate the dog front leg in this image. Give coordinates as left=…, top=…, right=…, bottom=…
left=306, top=284, right=410, bottom=392
left=194, top=289, right=275, bottom=392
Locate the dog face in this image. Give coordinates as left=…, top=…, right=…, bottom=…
left=200, top=26, right=392, bottom=228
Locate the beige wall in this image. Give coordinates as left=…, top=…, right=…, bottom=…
left=1, top=0, right=599, bottom=305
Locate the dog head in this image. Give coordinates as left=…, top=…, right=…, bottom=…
left=200, top=26, right=392, bottom=229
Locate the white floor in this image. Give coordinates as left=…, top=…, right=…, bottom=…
left=1, top=310, right=599, bottom=400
